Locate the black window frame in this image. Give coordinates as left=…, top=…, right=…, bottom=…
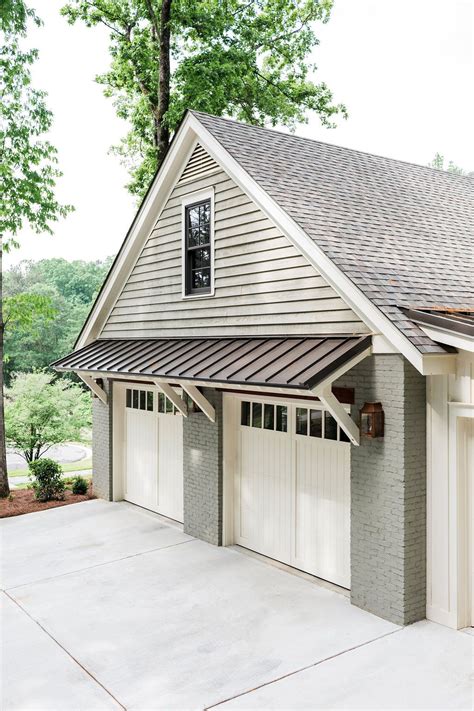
left=184, top=198, right=212, bottom=296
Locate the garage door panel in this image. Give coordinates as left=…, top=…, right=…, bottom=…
left=123, top=386, right=183, bottom=522
left=125, top=410, right=158, bottom=510
left=157, top=414, right=183, bottom=522
left=237, top=428, right=292, bottom=563
left=236, top=398, right=351, bottom=589
left=293, top=438, right=350, bottom=588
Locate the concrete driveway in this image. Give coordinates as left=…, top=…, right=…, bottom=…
left=1, top=500, right=472, bottom=710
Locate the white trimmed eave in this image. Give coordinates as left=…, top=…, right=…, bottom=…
left=68, top=369, right=351, bottom=404
left=76, top=111, right=455, bottom=376
left=419, top=324, right=474, bottom=354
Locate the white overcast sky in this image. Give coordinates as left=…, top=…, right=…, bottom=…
left=4, top=0, right=473, bottom=268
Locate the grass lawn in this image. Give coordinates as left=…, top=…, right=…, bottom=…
left=9, top=458, right=93, bottom=478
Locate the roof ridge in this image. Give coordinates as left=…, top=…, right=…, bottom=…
left=190, top=110, right=473, bottom=182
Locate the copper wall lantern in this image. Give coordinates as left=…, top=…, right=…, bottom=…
left=359, top=402, right=384, bottom=438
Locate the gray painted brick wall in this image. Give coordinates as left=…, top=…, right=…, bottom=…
left=182, top=388, right=223, bottom=545
left=336, top=354, right=426, bottom=625
left=92, top=379, right=113, bottom=500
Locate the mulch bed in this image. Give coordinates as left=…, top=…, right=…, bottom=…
left=0, top=486, right=95, bottom=519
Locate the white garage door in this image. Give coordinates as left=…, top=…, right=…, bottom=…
left=235, top=398, right=350, bottom=588
left=124, top=386, right=183, bottom=522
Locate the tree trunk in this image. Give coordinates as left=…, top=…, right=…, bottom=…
left=0, top=245, right=10, bottom=497
left=156, top=0, right=171, bottom=165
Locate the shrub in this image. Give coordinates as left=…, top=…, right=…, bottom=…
left=71, top=476, right=89, bottom=495
left=29, top=458, right=65, bottom=502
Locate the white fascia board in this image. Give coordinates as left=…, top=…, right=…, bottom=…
left=76, top=124, right=200, bottom=349
left=187, top=114, right=429, bottom=372
left=420, top=325, right=474, bottom=354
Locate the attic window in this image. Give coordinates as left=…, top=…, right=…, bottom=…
left=184, top=198, right=213, bottom=295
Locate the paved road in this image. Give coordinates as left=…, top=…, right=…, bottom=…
left=7, top=443, right=91, bottom=471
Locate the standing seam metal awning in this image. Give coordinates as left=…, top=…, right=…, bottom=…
left=52, top=335, right=371, bottom=391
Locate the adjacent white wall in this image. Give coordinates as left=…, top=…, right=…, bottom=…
left=427, top=350, right=474, bottom=628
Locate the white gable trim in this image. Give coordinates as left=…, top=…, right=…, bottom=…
left=76, top=130, right=200, bottom=348
left=187, top=114, right=431, bottom=372
left=78, top=112, right=452, bottom=374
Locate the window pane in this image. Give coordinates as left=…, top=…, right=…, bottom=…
left=309, top=409, right=322, bottom=437
left=132, top=390, right=139, bottom=409
left=252, top=402, right=262, bottom=428
left=340, top=427, right=350, bottom=443
left=191, top=267, right=211, bottom=290
left=165, top=397, right=173, bottom=413
left=276, top=405, right=288, bottom=432
left=199, top=223, right=210, bottom=244
left=158, top=392, right=165, bottom=413
left=147, top=392, right=153, bottom=411
left=191, top=247, right=210, bottom=269
left=324, top=412, right=338, bottom=440
left=188, top=206, right=199, bottom=227
left=241, top=401, right=250, bottom=426
left=296, top=408, right=308, bottom=436
left=126, top=389, right=131, bottom=408
left=264, top=404, right=274, bottom=430
left=188, top=227, right=200, bottom=247
left=139, top=390, right=146, bottom=410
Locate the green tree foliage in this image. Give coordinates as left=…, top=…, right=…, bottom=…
left=3, top=257, right=112, bottom=383
left=429, top=153, right=471, bottom=176
left=29, top=457, right=66, bottom=501
left=5, top=372, right=91, bottom=463
left=61, top=0, right=346, bottom=197
left=0, top=1, right=74, bottom=495
left=0, top=2, right=73, bottom=249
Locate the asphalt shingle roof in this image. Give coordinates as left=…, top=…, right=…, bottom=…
left=193, top=111, right=474, bottom=354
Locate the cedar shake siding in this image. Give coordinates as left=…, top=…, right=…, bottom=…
left=101, top=144, right=369, bottom=338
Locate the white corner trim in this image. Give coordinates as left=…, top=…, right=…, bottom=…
left=181, top=186, right=215, bottom=299
left=181, top=383, right=216, bottom=422
left=420, top=325, right=474, bottom=354
left=152, top=380, right=188, bottom=417
left=77, top=372, right=108, bottom=405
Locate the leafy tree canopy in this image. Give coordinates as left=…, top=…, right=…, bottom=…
left=429, top=152, right=472, bottom=176
left=5, top=371, right=91, bottom=462
left=0, top=0, right=74, bottom=250
left=1, top=1, right=75, bottom=496
left=2, top=257, right=112, bottom=383
left=61, top=0, right=346, bottom=197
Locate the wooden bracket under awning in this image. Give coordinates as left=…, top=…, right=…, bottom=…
left=180, top=383, right=216, bottom=422
left=152, top=380, right=188, bottom=417
left=311, top=345, right=372, bottom=446
left=77, top=371, right=108, bottom=405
